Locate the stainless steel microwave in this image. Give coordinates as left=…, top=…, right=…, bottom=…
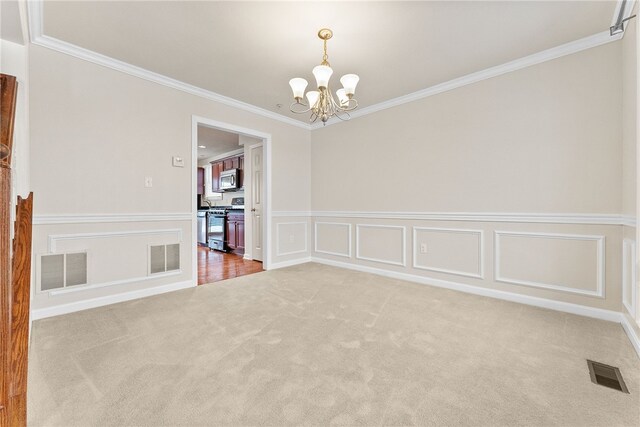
left=220, top=168, right=239, bottom=191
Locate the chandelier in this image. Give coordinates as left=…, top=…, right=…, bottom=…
left=288, top=28, right=360, bottom=125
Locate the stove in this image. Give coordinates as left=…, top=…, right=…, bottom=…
left=207, top=197, right=245, bottom=214
left=206, top=197, right=245, bottom=252
left=209, top=208, right=228, bottom=215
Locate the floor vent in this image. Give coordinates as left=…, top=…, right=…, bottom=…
left=587, top=360, right=629, bottom=393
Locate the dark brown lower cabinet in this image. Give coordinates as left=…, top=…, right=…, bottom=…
left=225, top=212, right=245, bottom=255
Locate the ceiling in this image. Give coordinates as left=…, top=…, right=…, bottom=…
left=40, top=1, right=617, bottom=123
left=197, top=125, right=240, bottom=160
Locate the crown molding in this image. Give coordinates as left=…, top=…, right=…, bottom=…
left=312, top=30, right=622, bottom=129
left=27, top=0, right=623, bottom=132
left=25, top=0, right=311, bottom=131
left=612, top=0, right=638, bottom=28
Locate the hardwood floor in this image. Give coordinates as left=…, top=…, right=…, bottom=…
left=197, top=245, right=263, bottom=285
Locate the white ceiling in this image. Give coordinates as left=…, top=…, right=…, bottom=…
left=197, top=125, right=240, bottom=160
left=41, top=1, right=617, bottom=123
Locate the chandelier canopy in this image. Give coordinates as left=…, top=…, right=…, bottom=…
left=289, top=29, right=359, bottom=125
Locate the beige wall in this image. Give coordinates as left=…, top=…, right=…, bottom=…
left=29, top=45, right=311, bottom=314
left=310, top=42, right=626, bottom=312
left=30, top=45, right=310, bottom=215
left=312, top=43, right=621, bottom=214
left=623, top=14, right=637, bottom=219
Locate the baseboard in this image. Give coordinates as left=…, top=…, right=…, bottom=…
left=31, top=280, right=196, bottom=320
left=311, top=257, right=620, bottom=321
left=620, top=314, right=640, bottom=358
left=268, top=257, right=312, bottom=270
left=310, top=256, right=640, bottom=358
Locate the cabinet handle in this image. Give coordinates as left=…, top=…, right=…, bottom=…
left=251, top=208, right=256, bottom=212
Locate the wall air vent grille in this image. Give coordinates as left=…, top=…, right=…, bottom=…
left=149, top=243, right=180, bottom=275
left=39, top=252, right=88, bottom=291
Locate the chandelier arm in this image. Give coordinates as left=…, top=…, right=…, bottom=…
left=333, top=108, right=351, bottom=122
left=337, top=98, right=358, bottom=112
left=289, top=101, right=313, bottom=114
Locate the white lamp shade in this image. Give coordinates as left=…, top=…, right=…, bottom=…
left=306, top=90, right=319, bottom=107
left=312, top=65, right=333, bottom=88
left=289, top=78, right=308, bottom=99
left=336, top=88, right=348, bottom=106
left=340, top=74, right=359, bottom=96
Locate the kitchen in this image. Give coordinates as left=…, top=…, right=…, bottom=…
left=196, top=125, right=263, bottom=284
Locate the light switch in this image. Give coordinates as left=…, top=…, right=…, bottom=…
left=172, top=156, right=185, bottom=167
left=144, top=176, right=153, bottom=188
left=420, top=243, right=428, bottom=254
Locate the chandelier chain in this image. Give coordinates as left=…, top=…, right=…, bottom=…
left=322, top=38, right=329, bottom=66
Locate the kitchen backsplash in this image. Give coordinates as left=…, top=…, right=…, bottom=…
left=201, top=191, right=245, bottom=207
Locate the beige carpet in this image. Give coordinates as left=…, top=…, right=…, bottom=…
left=28, top=263, right=639, bottom=426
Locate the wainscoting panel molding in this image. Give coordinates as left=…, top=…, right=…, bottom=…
left=413, top=227, right=484, bottom=279
left=48, top=270, right=182, bottom=297
left=494, top=231, right=605, bottom=298
left=314, top=222, right=352, bottom=258
left=356, top=224, right=406, bottom=267
left=622, top=239, right=637, bottom=318
left=621, top=216, right=637, bottom=227
left=38, top=228, right=185, bottom=297
left=33, top=213, right=191, bottom=225
left=47, top=228, right=183, bottom=253
left=276, top=222, right=308, bottom=257
left=311, top=211, right=626, bottom=225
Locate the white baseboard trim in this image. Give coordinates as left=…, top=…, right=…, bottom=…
left=311, top=257, right=620, bottom=321
left=621, top=314, right=640, bottom=358
left=31, top=279, right=195, bottom=320
left=268, top=257, right=312, bottom=270
left=309, top=256, right=639, bottom=358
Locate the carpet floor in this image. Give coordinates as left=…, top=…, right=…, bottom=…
left=28, top=263, right=639, bottom=426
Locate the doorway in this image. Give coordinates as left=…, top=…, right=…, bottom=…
left=191, top=116, right=270, bottom=285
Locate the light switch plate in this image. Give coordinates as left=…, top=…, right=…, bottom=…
left=144, top=176, right=153, bottom=188
left=172, top=156, right=185, bottom=167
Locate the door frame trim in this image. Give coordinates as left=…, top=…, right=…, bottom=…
left=191, top=116, right=271, bottom=285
